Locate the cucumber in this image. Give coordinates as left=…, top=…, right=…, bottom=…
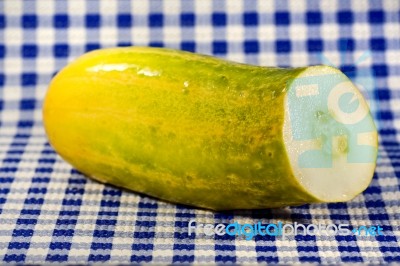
left=43, top=47, right=378, bottom=210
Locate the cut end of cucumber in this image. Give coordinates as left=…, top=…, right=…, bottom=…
left=283, top=65, right=378, bottom=203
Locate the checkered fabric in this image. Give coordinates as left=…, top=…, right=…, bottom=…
left=0, top=0, right=399, bottom=264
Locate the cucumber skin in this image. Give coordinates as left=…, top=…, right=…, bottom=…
left=43, top=47, right=321, bottom=210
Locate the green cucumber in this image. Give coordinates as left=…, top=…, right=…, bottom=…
left=43, top=47, right=378, bottom=210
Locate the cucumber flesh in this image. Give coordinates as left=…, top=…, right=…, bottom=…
left=283, top=66, right=378, bottom=202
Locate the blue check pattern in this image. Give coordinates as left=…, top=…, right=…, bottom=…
left=0, top=0, right=399, bottom=264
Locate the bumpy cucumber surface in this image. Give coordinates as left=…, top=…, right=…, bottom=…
left=43, top=47, right=377, bottom=210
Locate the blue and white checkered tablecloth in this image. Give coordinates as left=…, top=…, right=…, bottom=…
left=0, top=0, right=399, bottom=264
